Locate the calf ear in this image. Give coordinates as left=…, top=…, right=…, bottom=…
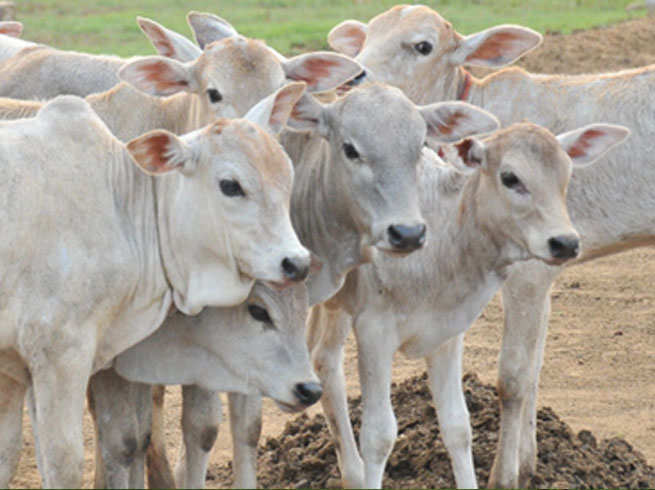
left=556, top=124, right=630, bottom=168
left=449, top=138, right=487, bottom=173
left=283, top=52, right=363, bottom=93
left=119, top=57, right=198, bottom=96
left=286, top=93, right=325, bottom=133
left=328, top=20, right=368, bottom=58
left=245, top=82, right=307, bottom=135
left=420, top=101, right=499, bottom=145
left=127, top=130, right=193, bottom=176
left=187, top=11, right=238, bottom=49
left=137, top=17, right=202, bottom=62
left=450, top=25, right=542, bottom=68
left=0, top=21, right=22, bottom=38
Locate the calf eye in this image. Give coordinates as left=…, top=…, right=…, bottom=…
left=500, top=171, right=528, bottom=194
left=207, top=88, right=222, bottom=103
left=219, top=179, right=245, bottom=197
left=414, top=41, right=433, bottom=55
left=248, top=304, right=272, bottom=324
left=343, top=143, right=360, bottom=160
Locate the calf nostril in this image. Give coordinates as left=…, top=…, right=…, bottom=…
left=293, top=382, right=323, bottom=406
left=281, top=257, right=309, bottom=282
left=388, top=225, right=403, bottom=246
left=548, top=235, right=580, bottom=260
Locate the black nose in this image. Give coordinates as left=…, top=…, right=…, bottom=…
left=347, top=70, right=367, bottom=87
left=293, top=382, right=322, bottom=406
left=387, top=224, right=427, bottom=251
left=548, top=235, right=580, bottom=260
left=281, top=257, right=309, bottom=282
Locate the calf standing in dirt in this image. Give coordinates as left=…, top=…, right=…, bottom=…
left=327, top=5, right=655, bottom=486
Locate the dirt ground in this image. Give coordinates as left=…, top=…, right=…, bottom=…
left=10, top=15, right=655, bottom=489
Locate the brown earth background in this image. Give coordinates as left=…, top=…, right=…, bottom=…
left=10, top=15, right=655, bottom=489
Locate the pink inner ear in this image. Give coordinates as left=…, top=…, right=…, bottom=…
left=567, top=129, right=604, bottom=159
left=129, top=133, right=174, bottom=173
left=434, top=111, right=468, bottom=136
left=139, top=61, right=189, bottom=92
left=292, top=58, right=341, bottom=88
left=269, top=90, right=298, bottom=129
left=141, top=24, right=176, bottom=58
left=454, top=138, right=481, bottom=168
left=339, top=24, right=366, bottom=53
left=466, top=31, right=521, bottom=62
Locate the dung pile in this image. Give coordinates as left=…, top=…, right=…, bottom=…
left=208, top=373, right=655, bottom=488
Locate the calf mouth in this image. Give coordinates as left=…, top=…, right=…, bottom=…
left=274, top=400, right=307, bottom=413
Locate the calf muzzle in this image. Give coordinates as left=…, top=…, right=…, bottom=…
left=281, top=256, right=310, bottom=282
left=387, top=223, right=427, bottom=252
left=548, top=234, right=580, bottom=260
left=293, top=381, right=323, bottom=406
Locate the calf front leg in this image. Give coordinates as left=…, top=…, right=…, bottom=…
left=354, top=313, right=397, bottom=488
left=176, top=385, right=221, bottom=488
left=88, top=368, right=151, bottom=489
left=29, top=344, right=93, bottom=488
left=309, top=305, right=364, bottom=488
left=489, top=261, right=559, bottom=488
left=228, top=393, right=261, bottom=489
left=0, top=373, right=26, bottom=487
left=146, top=385, right=176, bottom=489
left=425, top=334, right=476, bottom=489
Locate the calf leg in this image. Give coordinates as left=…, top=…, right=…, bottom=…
left=228, top=393, right=261, bottom=489
left=88, top=368, right=151, bottom=489
left=309, top=305, right=364, bottom=488
left=425, top=334, right=476, bottom=489
left=146, top=385, right=176, bottom=489
left=489, top=262, right=558, bottom=488
left=0, top=373, right=26, bottom=487
left=353, top=312, right=397, bottom=488
left=29, top=345, right=93, bottom=488
left=176, top=385, right=221, bottom=488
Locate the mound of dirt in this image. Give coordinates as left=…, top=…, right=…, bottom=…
left=208, top=373, right=655, bottom=489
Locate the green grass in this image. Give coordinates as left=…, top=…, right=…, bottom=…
left=14, top=0, right=646, bottom=57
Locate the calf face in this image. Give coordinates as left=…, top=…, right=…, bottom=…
left=328, top=5, right=541, bottom=102
left=212, top=282, right=319, bottom=411
left=290, top=83, right=498, bottom=254
left=126, top=84, right=310, bottom=313
left=451, top=123, right=629, bottom=265
left=121, top=15, right=361, bottom=121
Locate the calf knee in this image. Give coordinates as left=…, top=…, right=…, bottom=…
left=441, top=418, right=472, bottom=454
left=497, top=370, right=529, bottom=405
left=360, top=415, right=397, bottom=463
left=200, top=426, right=218, bottom=452
left=120, top=436, right=139, bottom=466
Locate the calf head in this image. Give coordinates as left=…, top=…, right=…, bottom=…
left=211, top=282, right=320, bottom=411
left=122, top=13, right=361, bottom=120
left=126, top=83, right=311, bottom=314
left=328, top=5, right=541, bottom=103
left=289, top=83, right=498, bottom=255
left=451, top=122, right=629, bottom=265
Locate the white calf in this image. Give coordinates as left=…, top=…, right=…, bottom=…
left=0, top=87, right=307, bottom=487
left=328, top=5, right=655, bottom=486
left=309, top=123, right=628, bottom=489
left=90, top=281, right=319, bottom=489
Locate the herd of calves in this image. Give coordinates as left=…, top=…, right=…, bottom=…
left=0, top=3, right=651, bottom=489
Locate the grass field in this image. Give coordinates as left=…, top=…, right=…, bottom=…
left=12, top=0, right=647, bottom=57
